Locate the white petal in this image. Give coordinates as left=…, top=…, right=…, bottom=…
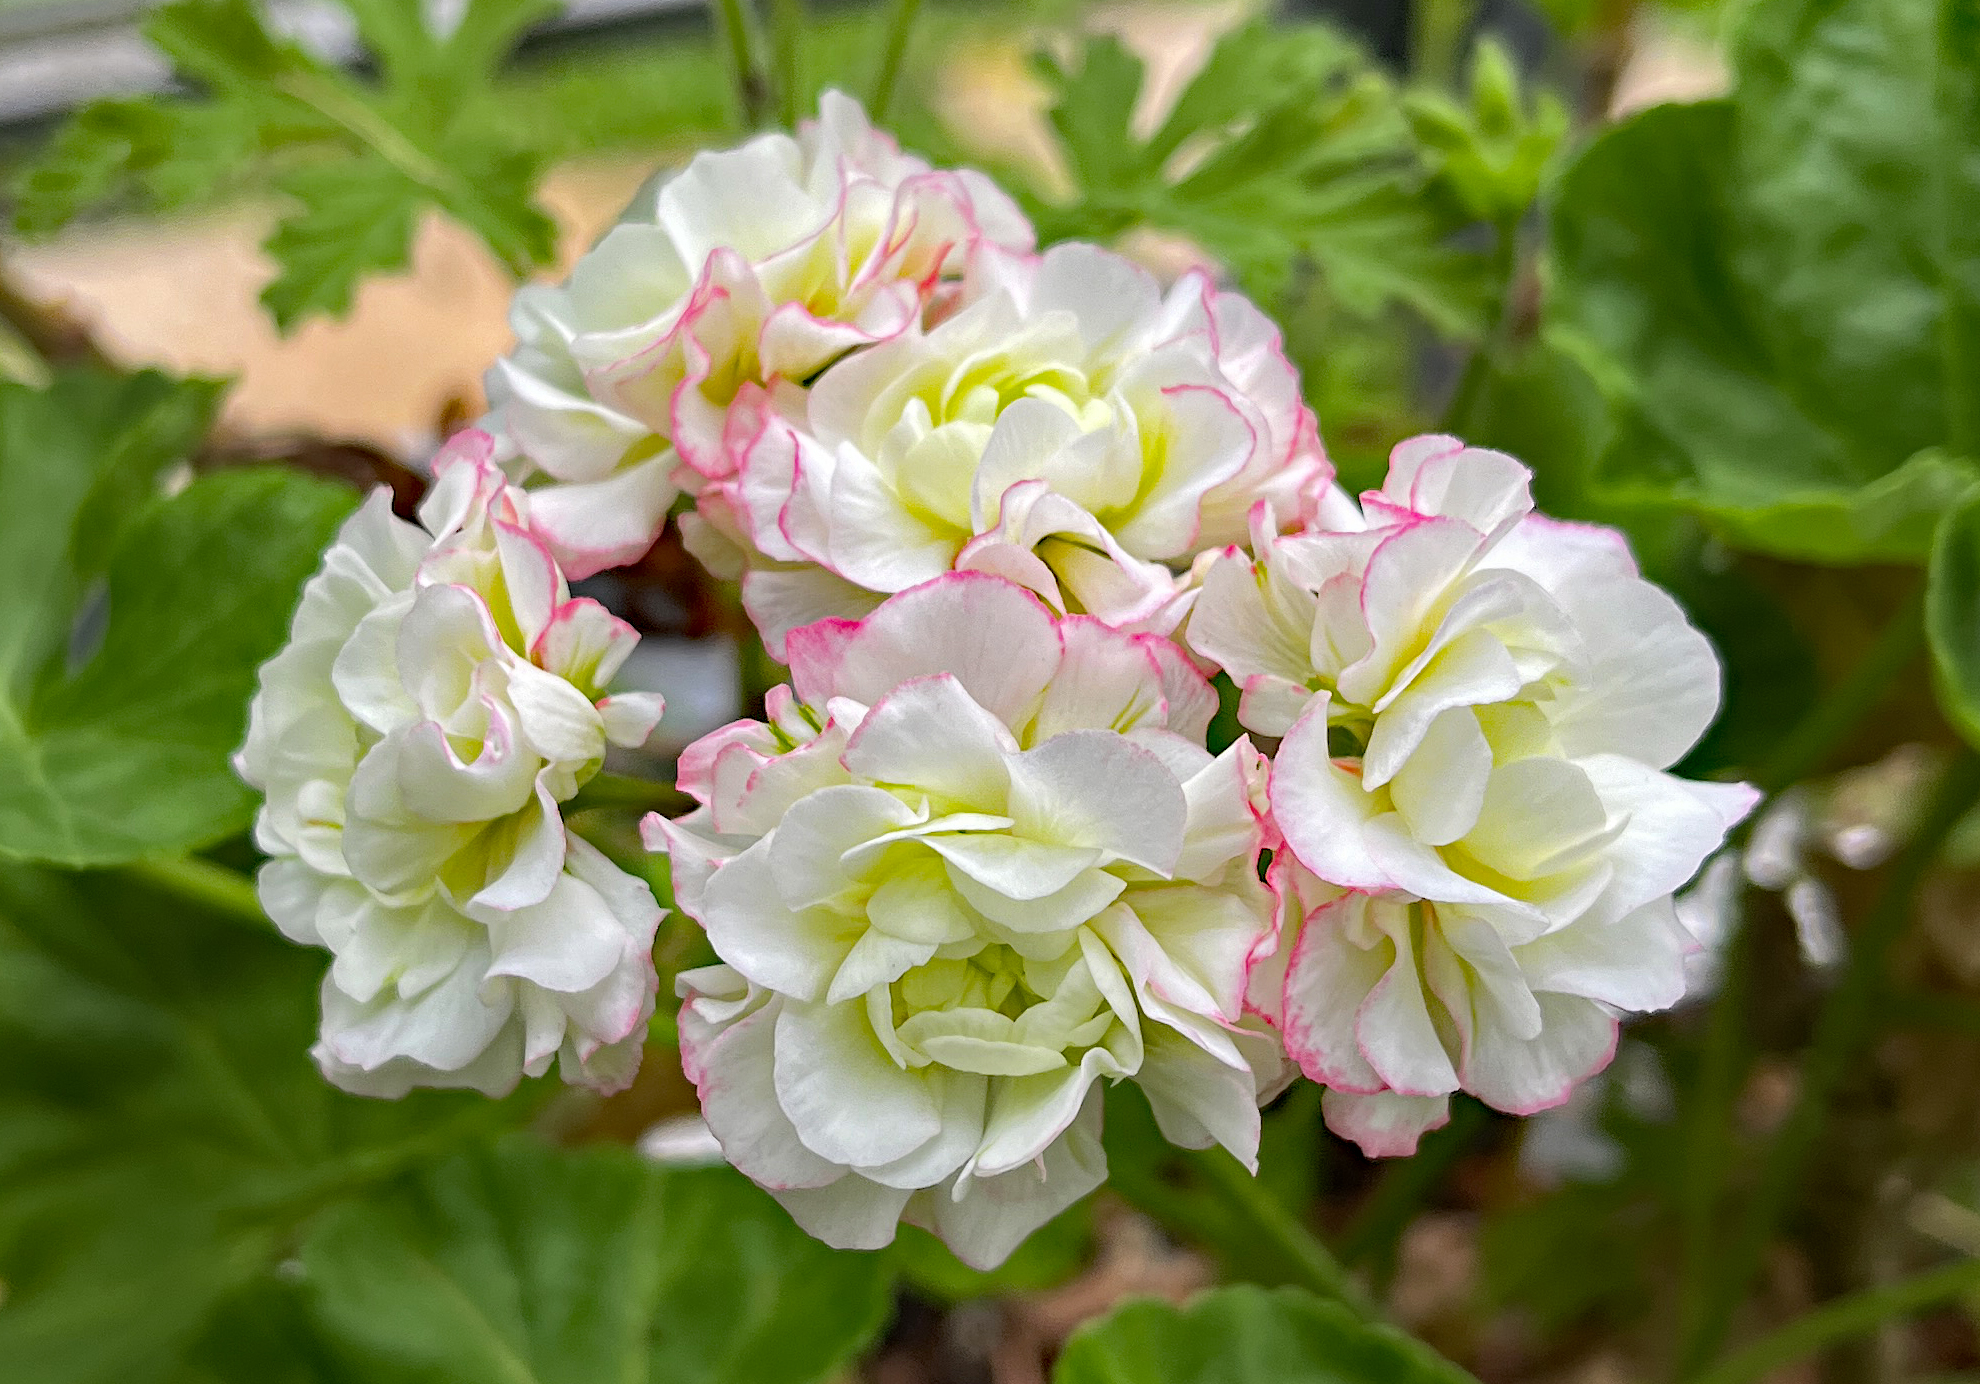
left=841, top=675, right=1018, bottom=808
left=1321, top=1088, right=1451, bottom=1158
left=774, top=999, right=943, bottom=1167
left=1007, top=731, right=1187, bottom=875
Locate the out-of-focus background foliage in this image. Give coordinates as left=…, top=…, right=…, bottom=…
left=7, top=0, right=1980, bottom=1381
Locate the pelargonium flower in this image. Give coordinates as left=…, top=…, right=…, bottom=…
left=1187, top=435, right=1757, bottom=1155
left=482, top=90, right=1032, bottom=578
left=236, top=432, right=666, bottom=1095
left=649, top=574, right=1280, bottom=1267
left=689, top=241, right=1337, bottom=657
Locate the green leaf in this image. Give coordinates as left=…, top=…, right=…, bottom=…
left=1928, top=485, right=1980, bottom=748
left=262, top=158, right=421, bottom=325
left=1547, top=0, right=1980, bottom=563
left=1025, top=23, right=1489, bottom=334
left=1052, top=1285, right=1477, bottom=1384
left=11, top=0, right=558, bottom=331
left=295, top=1136, right=896, bottom=1384
left=0, top=372, right=356, bottom=866
left=0, top=864, right=528, bottom=1384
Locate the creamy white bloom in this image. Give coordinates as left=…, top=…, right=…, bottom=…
left=482, top=90, right=1032, bottom=578
left=690, top=241, right=1338, bottom=656
left=1187, top=435, right=1756, bottom=1154
left=237, top=432, right=666, bottom=1094
left=649, top=574, right=1280, bottom=1266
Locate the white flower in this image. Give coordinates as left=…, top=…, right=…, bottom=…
left=1188, top=435, right=1756, bottom=1153
left=649, top=573, right=1280, bottom=1267
left=692, top=241, right=1338, bottom=656
left=236, top=431, right=666, bottom=1094
left=482, top=90, right=1033, bottom=578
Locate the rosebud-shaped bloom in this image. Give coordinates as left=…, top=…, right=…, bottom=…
left=697, top=241, right=1336, bottom=656
left=237, top=433, right=667, bottom=1095
left=482, top=90, right=1033, bottom=578
left=1188, top=435, right=1756, bottom=1155
left=650, top=574, right=1279, bottom=1267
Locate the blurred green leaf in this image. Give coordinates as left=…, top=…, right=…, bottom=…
left=1404, top=38, right=1567, bottom=229
left=1025, top=23, right=1489, bottom=333
left=11, top=0, right=559, bottom=330
left=294, top=1136, right=896, bottom=1384
left=0, top=864, right=526, bottom=1383
left=1548, top=0, right=1980, bottom=562
left=1052, top=1285, right=1477, bottom=1383
left=0, top=373, right=355, bottom=865
left=1927, top=486, right=1980, bottom=749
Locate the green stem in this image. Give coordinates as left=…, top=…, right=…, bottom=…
left=1675, top=907, right=1756, bottom=1361
left=1756, top=586, right=1927, bottom=795
left=1443, top=215, right=1521, bottom=437
left=712, top=0, right=772, bottom=127
left=769, top=0, right=803, bottom=126
left=568, top=771, right=687, bottom=817
left=1186, top=1146, right=1376, bottom=1316
left=1688, top=1258, right=1980, bottom=1384
left=868, top=0, right=923, bottom=122
left=1682, top=747, right=1980, bottom=1371
left=119, top=855, right=268, bottom=930
left=1411, top=0, right=1475, bottom=87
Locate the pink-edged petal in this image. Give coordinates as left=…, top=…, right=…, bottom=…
left=1321, top=1088, right=1451, bottom=1158
left=689, top=998, right=846, bottom=1190
left=526, top=453, right=680, bottom=580
left=1353, top=904, right=1461, bottom=1098
left=819, top=573, right=1062, bottom=725
left=743, top=566, right=884, bottom=662
left=842, top=674, right=1018, bottom=807
left=1461, top=991, right=1619, bottom=1116
left=1279, top=894, right=1389, bottom=1092
left=1270, top=696, right=1395, bottom=892
left=532, top=597, right=639, bottom=692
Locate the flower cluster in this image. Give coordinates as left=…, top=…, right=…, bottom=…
left=240, top=95, right=1750, bottom=1268
left=1188, top=436, right=1757, bottom=1154
left=238, top=434, right=666, bottom=1096
left=655, top=576, right=1281, bottom=1266
left=481, top=91, right=1031, bottom=579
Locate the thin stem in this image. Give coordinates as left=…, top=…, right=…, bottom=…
left=1443, top=215, right=1521, bottom=437
left=1682, top=748, right=1980, bottom=1370
left=1186, top=1145, right=1376, bottom=1317
left=1673, top=581, right=1929, bottom=1374
left=712, top=0, right=772, bottom=127
left=1756, top=586, right=1927, bottom=795
left=1675, top=907, right=1756, bottom=1359
left=769, top=0, right=803, bottom=126
left=568, top=771, right=687, bottom=817
left=868, top=0, right=924, bottom=123
left=1688, top=1258, right=1980, bottom=1384
left=120, top=855, right=268, bottom=930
